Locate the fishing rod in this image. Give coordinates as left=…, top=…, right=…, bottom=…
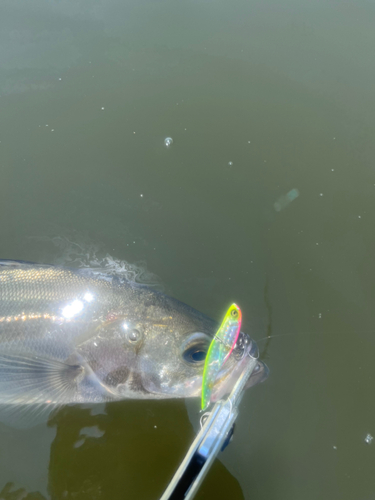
left=160, top=338, right=259, bottom=500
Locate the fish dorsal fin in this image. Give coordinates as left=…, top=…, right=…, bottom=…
left=0, top=259, right=53, bottom=268
left=0, top=260, right=132, bottom=286
left=0, top=352, right=83, bottom=429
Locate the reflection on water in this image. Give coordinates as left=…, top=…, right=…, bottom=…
left=0, top=482, right=46, bottom=500
left=49, top=402, right=244, bottom=500
left=0, top=401, right=243, bottom=500
left=0, top=402, right=244, bottom=500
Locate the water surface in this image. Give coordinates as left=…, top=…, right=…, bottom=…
left=1, top=1, right=375, bottom=499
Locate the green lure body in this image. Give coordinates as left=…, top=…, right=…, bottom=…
left=201, top=303, right=242, bottom=411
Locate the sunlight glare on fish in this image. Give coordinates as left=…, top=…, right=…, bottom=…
left=84, top=292, right=95, bottom=302
left=62, top=299, right=84, bottom=318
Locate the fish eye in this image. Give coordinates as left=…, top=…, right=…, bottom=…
left=181, top=333, right=210, bottom=365
left=127, top=328, right=142, bottom=344
left=231, top=309, right=238, bottom=318
left=183, top=347, right=207, bottom=363
left=191, top=350, right=206, bottom=362
left=183, top=346, right=207, bottom=364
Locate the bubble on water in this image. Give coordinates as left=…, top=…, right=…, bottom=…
left=365, top=434, right=373, bottom=444
left=164, top=137, right=173, bottom=147
left=228, top=161, right=233, bottom=166
left=101, top=107, right=105, bottom=110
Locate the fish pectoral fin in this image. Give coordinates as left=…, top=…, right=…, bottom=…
left=0, top=353, right=83, bottom=429
left=0, top=352, right=83, bottom=402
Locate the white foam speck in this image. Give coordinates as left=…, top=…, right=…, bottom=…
left=365, top=434, right=373, bottom=444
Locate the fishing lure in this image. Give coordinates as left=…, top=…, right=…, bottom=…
left=201, top=303, right=242, bottom=411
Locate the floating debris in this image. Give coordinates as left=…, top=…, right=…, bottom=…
left=365, top=434, right=373, bottom=444
left=274, top=188, right=300, bottom=212
left=164, top=137, right=173, bottom=147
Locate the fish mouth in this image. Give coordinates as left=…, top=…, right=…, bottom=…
left=210, top=333, right=267, bottom=401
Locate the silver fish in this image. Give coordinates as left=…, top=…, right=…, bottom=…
left=0, top=260, right=268, bottom=426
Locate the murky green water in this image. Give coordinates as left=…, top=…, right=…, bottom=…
left=1, top=0, right=375, bottom=498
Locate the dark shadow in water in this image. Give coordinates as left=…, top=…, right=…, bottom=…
left=42, top=400, right=245, bottom=500
left=0, top=482, right=46, bottom=500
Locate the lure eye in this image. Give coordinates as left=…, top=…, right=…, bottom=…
left=231, top=309, right=238, bottom=318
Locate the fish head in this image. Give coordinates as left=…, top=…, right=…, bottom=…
left=76, top=290, right=268, bottom=400
left=138, top=321, right=267, bottom=400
